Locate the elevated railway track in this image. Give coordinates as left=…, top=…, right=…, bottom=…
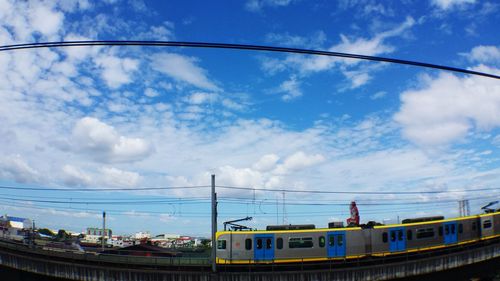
left=1, top=237, right=500, bottom=280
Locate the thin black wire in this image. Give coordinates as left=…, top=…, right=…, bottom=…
left=216, top=185, right=500, bottom=195
left=0, top=199, right=460, bottom=218
left=0, top=41, right=499, bottom=80
left=1, top=192, right=496, bottom=205
left=2, top=183, right=498, bottom=195
left=0, top=185, right=210, bottom=191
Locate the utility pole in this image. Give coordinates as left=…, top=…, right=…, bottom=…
left=31, top=219, right=35, bottom=248
left=282, top=191, right=286, bottom=224
left=102, top=211, right=106, bottom=251
left=276, top=197, right=279, bottom=224
left=459, top=200, right=470, bottom=216
left=211, top=174, right=217, bottom=273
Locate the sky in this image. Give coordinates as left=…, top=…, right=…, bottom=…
left=0, top=0, right=500, bottom=237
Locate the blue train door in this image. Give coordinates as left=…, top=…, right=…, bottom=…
left=389, top=227, right=406, bottom=252
left=444, top=222, right=458, bottom=244
left=254, top=234, right=274, bottom=261
left=327, top=231, right=346, bottom=258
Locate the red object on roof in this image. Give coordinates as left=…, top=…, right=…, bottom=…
left=346, top=201, right=360, bottom=226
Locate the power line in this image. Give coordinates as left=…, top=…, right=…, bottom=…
left=0, top=199, right=461, bottom=218
left=0, top=41, right=499, bottom=80
left=0, top=185, right=210, bottom=192
left=216, top=185, right=500, bottom=195
left=0, top=193, right=496, bottom=206
left=2, top=183, right=497, bottom=195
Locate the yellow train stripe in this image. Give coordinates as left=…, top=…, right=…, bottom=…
left=217, top=254, right=367, bottom=264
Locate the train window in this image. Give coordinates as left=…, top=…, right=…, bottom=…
left=390, top=231, right=396, bottom=242
left=438, top=226, right=443, bottom=236
left=266, top=238, right=272, bottom=249
left=329, top=235, right=335, bottom=246
left=483, top=220, right=492, bottom=229
left=289, top=237, right=314, bottom=248
left=337, top=235, right=343, bottom=246
left=319, top=236, right=325, bottom=248
left=277, top=238, right=283, bottom=250
left=245, top=239, right=252, bottom=250
left=217, top=240, right=227, bottom=250
left=416, top=228, right=435, bottom=239
left=458, top=224, right=463, bottom=234
left=451, top=224, right=456, bottom=234
left=472, top=222, right=477, bottom=231
left=445, top=225, right=450, bottom=235
left=257, top=238, right=263, bottom=250
left=398, top=230, right=403, bottom=241
left=407, top=230, right=413, bottom=240
left=382, top=232, right=388, bottom=243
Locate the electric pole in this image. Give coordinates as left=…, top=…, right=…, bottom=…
left=211, top=174, right=217, bottom=273
left=102, top=211, right=106, bottom=251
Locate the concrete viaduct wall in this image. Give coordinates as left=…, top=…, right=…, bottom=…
left=1, top=239, right=500, bottom=281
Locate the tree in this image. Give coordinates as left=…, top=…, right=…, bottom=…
left=56, top=229, right=70, bottom=241
left=37, top=228, right=55, bottom=237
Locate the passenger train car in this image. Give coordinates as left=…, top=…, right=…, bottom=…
left=215, top=211, right=500, bottom=264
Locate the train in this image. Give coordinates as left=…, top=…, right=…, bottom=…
left=215, top=211, right=500, bottom=264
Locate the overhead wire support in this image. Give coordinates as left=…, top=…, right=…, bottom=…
left=0, top=41, right=499, bottom=80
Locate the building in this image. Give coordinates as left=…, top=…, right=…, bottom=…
left=133, top=231, right=151, bottom=240
left=0, top=215, right=32, bottom=229
left=81, top=227, right=112, bottom=245
left=150, top=233, right=181, bottom=247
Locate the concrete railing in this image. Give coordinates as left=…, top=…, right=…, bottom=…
left=1, top=238, right=500, bottom=280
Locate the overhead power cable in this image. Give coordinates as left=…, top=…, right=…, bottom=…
left=216, top=185, right=500, bottom=195
left=0, top=41, right=499, bottom=80
left=0, top=185, right=209, bottom=192
left=0, top=200, right=462, bottom=218
left=0, top=192, right=496, bottom=206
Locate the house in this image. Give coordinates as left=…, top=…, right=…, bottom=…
left=0, top=215, right=32, bottom=229
left=80, top=227, right=112, bottom=246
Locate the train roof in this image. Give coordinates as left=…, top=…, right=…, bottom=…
left=216, top=211, right=500, bottom=237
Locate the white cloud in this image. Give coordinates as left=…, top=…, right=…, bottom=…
left=151, top=53, right=220, bottom=91
left=370, top=91, right=387, bottom=100
left=262, top=17, right=416, bottom=89
left=265, top=31, right=326, bottom=48
left=57, top=0, right=92, bottom=12
left=343, top=70, right=372, bottom=89
left=62, top=164, right=92, bottom=186
left=274, top=151, right=325, bottom=175
left=95, top=55, right=139, bottom=89
left=0, top=1, right=65, bottom=43
left=245, top=0, right=295, bottom=12
left=278, top=76, right=302, bottom=101
left=187, top=92, right=218, bottom=104
left=0, top=155, right=41, bottom=183
left=394, top=66, right=500, bottom=146
left=29, top=2, right=65, bottom=37
left=217, top=165, right=264, bottom=187
left=463, top=45, right=500, bottom=65
left=431, top=0, right=476, bottom=10
left=99, top=166, right=141, bottom=188
left=253, top=154, right=280, bottom=172
left=136, top=22, right=175, bottom=41
left=144, top=88, right=160, bottom=98
left=72, top=117, right=153, bottom=163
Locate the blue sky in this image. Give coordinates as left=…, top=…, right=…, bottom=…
left=1, top=0, right=500, bottom=237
